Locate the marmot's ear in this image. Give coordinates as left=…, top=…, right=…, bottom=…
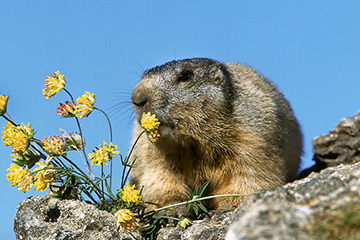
left=213, top=65, right=227, bottom=85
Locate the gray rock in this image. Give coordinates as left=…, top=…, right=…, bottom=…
left=157, top=210, right=233, bottom=240
left=14, top=196, right=132, bottom=240
left=297, top=110, right=360, bottom=179
left=14, top=195, right=234, bottom=240
left=226, top=162, right=360, bottom=240
left=312, top=110, right=360, bottom=167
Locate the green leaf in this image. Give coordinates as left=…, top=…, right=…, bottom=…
left=120, top=155, right=127, bottom=165
left=192, top=203, right=199, bottom=215
left=198, top=203, right=208, bottom=213
left=104, top=178, right=116, bottom=200
left=186, top=203, right=191, bottom=212
left=199, top=181, right=210, bottom=197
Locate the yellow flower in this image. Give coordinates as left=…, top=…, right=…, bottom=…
left=2, top=122, right=33, bottom=154
left=141, top=112, right=160, bottom=132
left=178, top=218, right=192, bottom=228
left=2, top=122, right=28, bottom=154
left=17, top=168, right=34, bottom=193
left=19, top=122, right=34, bottom=140
left=148, top=128, right=162, bottom=143
left=0, top=95, right=9, bottom=115
left=56, top=100, right=77, bottom=118
left=114, top=209, right=140, bottom=233
left=34, top=161, right=55, bottom=191
left=119, top=182, right=142, bottom=204
left=42, top=135, right=66, bottom=156
left=6, top=164, right=24, bottom=187
left=140, top=112, right=162, bottom=143
left=88, top=141, right=119, bottom=166
left=7, top=164, right=34, bottom=192
left=42, top=70, right=66, bottom=99
left=74, top=91, right=96, bottom=118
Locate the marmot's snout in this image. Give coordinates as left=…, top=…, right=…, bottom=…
left=131, top=81, right=149, bottom=113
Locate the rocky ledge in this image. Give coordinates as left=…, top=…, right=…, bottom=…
left=14, top=111, right=360, bottom=239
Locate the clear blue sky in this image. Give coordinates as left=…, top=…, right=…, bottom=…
left=1, top=1, right=359, bottom=238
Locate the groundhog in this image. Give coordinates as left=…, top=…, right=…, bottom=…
left=130, top=58, right=302, bottom=215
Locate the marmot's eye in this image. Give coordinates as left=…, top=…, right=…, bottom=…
left=178, top=70, right=193, bottom=82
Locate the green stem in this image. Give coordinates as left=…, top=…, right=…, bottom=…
left=63, top=88, right=75, bottom=102
left=61, top=155, right=105, bottom=199
left=121, top=131, right=145, bottom=188
left=120, top=157, right=129, bottom=189
left=101, top=164, right=104, bottom=204
left=55, top=166, right=99, bottom=205
left=71, top=174, right=99, bottom=205
left=1, top=114, right=16, bottom=125
left=63, top=88, right=94, bottom=179
left=94, top=107, right=113, bottom=142
left=127, top=131, right=144, bottom=163
left=76, top=117, right=94, bottom=179
left=94, top=107, right=113, bottom=188
left=31, top=139, right=50, bottom=160
left=77, top=184, right=98, bottom=205
left=150, top=194, right=248, bottom=213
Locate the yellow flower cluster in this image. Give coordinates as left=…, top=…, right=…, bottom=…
left=0, top=95, right=9, bottom=115
left=75, top=91, right=96, bottom=118
left=114, top=209, right=140, bottom=233
left=141, top=112, right=162, bottom=143
left=42, top=71, right=66, bottom=99
left=119, top=182, right=142, bottom=204
left=42, top=135, right=66, bottom=156
left=88, top=141, right=119, bottom=166
left=7, top=164, right=24, bottom=187
left=2, top=122, right=34, bottom=154
left=56, top=100, right=77, bottom=118
left=141, top=112, right=160, bottom=131
left=147, top=129, right=162, bottom=143
left=6, top=164, right=34, bottom=193
left=34, top=161, right=55, bottom=191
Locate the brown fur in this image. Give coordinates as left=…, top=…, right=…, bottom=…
left=130, top=58, right=302, bottom=214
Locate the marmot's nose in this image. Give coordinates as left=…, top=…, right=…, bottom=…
left=131, top=85, right=148, bottom=109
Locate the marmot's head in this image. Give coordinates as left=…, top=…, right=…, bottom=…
left=131, top=58, right=235, bottom=144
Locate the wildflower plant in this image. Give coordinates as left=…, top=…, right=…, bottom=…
left=1, top=70, right=246, bottom=239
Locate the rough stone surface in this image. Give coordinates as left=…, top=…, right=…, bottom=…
left=14, top=196, right=131, bottom=240
left=313, top=110, right=360, bottom=166
left=14, top=110, right=360, bottom=239
left=298, top=110, right=360, bottom=178
left=157, top=210, right=233, bottom=240
left=226, top=162, right=360, bottom=240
